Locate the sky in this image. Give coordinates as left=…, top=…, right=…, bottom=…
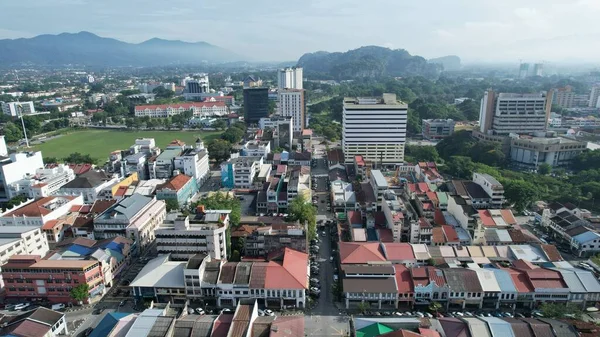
left=1, top=0, right=599, bottom=63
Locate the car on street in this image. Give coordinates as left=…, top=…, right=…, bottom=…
left=195, top=308, right=205, bottom=315
left=119, top=300, right=126, bottom=307
left=83, top=327, right=94, bottom=336
left=93, top=307, right=103, bottom=315
left=13, top=303, right=29, bottom=311
left=264, top=309, right=275, bottom=316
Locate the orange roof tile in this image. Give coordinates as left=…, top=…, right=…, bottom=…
left=265, top=248, right=308, bottom=289
left=3, top=196, right=76, bottom=218
left=159, top=174, right=192, bottom=191
left=339, top=242, right=386, bottom=264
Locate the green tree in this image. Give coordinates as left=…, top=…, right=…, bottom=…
left=165, top=199, right=180, bottom=212
left=357, top=301, right=371, bottom=314
left=221, top=126, right=245, bottom=144
left=230, top=250, right=241, bottom=262
left=456, top=99, right=480, bottom=121
left=288, top=195, right=317, bottom=240
left=152, top=86, right=175, bottom=99
left=405, top=145, right=440, bottom=163
left=212, top=119, right=228, bottom=130
left=538, top=163, right=552, bottom=175
left=70, top=284, right=90, bottom=304
left=539, top=302, right=582, bottom=319
left=43, top=157, right=59, bottom=164
left=428, top=302, right=442, bottom=314
left=64, top=152, right=96, bottom=164
left=503, top=179, right=538, bottom=212
left=3, top=122, right=24, bottom=143
left=193, top=192, right=241, bottom=227
left=207, top=139, right=233, bottom=164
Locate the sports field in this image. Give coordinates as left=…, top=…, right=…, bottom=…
left=30, top=129, right=222, bottom=162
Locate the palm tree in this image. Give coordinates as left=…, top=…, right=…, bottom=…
left=428, top=301, right=442, bottom=314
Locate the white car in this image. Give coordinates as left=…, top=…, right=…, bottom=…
left=264, top=309, right=275, bottom=316
left=195, top=308, right=205, bottom=315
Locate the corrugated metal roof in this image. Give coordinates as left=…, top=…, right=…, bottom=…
left=575, top=270, right=600, bottom=292
left=480, top=317, right=515, bottom=337
left=472, top=268, right=501, bottom=292
left=485, top=268, right=517, bottom=292
left=463, top=318, right=491, bottom=337
left=500, top=318, right=533, bottom=337
left=551, top=268, right=586, bottom=292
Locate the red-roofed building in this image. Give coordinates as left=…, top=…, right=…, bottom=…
left=134, top=101, right=228, bottom=118
left=0, top=195, right=83, bottom=229
left=410, top=266, right=448, bottom=305
left=394, top=265, right=414, bottom=307
left=203, top=95, right=235, bottom=105
left=347, top=210, right=363, bottom=227
left=155, top=174, right=198, bottom=207
left=354, top=155, right=368, bottom=178
left=416, top=162, right=443, bottom=183
left=432, top=227, right=446, bottom=246
left=441, top=225, right=460, bottom=246
left=339, top=242, right=386, bottom=264
left=382, top=243, right=416, bottom=264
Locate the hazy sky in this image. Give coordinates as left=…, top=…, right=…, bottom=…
left=1, top=0, right=599, bottom=62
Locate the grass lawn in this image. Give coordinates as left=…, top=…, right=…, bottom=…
left=30, top=129, right=222, bottom=162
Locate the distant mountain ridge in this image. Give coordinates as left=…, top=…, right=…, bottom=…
left=428, top=55, right=461, bottom=71
left=0, top=31, right=243, bottom=67
left=297, top=46, right=442, bottom=79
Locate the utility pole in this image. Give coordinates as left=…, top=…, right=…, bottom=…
left=17, top=102, right=29, bottom=148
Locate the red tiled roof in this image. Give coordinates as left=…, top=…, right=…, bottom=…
left=70, top=205, right=83, bottom=212
left=478, top=210, right=497, bottom=227
left=432, top=227, right=446, bottom=244
left=377, top=229, right=394, bottom=242
left=394, top=265, right=414, bottom=294
left=419, top=328, right=441, bottom=337
left=382, top=243, right=415, bottom=261
left=159, top=174, right=192, bottom=191
left=410, top=266, right=446, bottom=287
left=339, top=242, right=386, bottom=264
left=422, top=201, right=434, bottom=210
left=41, top=220, right=61, bottom=230
left=3, top=196, right=76, bottom=218
left=90, top=200, right=117, bottom=214
left=419, top=217, right=432, bottom=229
left=269, top=316, right=304, bottom=337
left=302, top=129, right=313, bottom=136
left=540, top=244, right=563, bottom=262
left=500, top=209, right=517, bottom=225
left=264, top=248, right=308, bottom=290
left=417, top=182, right=430, bottom=193
left=231, top=225, right=258, bottom=238
left=68, top=163, right=92, bottom=175
left=79, top=205, right=92, bottom=213
left=426, top=191, right=438, bottom=203
left=505, top=268, right=535, bottom=293
left=134, top=101, right=226, bottom=111
left=433, top=209, right=446, bottom=226
left=5, top=319, right=51, bottom=337
left=347, top=211, right=362, bottom=225
left=441, top=225, right=460, bottom=242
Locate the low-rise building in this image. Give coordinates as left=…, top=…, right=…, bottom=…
left=173, top=140, right=210, bottom=187
left=422, top=119, right=455, bottom=140
left=231, top=223, right=307, bottom=257
left=93, top=194, right=167, bottom=253
left=241, top=140, right=271, bottom=158
left=156, top=210, right=229, bottom=260
left=330, top=180, right=357, bottom=213
left=0, top=148, right=44, bottom=202
left=134, top=102, right=228, bottom=118
left=510, top=135, right=587, bottom=169
left=155, top=174, right=198, bottom=207
left=0, top=307, right=68, bottom=337
left=221, top=156, right=263, bottom=189
left=8, top=164, right=75, bottom=199
left=2, top=255, right=105, bottom=304
left=472, top=173, right=504, bottom=208
left=59, top=170, right=119, bottom=203
left=149, top=140, right=185, bottom=179
left=0, top=195, right=83, bottom=228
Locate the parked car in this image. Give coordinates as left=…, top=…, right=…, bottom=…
left=83, top=327, right=93, bottom=336
left=195, top=308, right=205, bottom=315
left=264, top=309, right=274, bottom=316
left=51, top=303, right=65, bottom=311
left=13, top=303, right=29, bottom=311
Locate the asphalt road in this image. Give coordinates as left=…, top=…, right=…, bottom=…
left=305, top=225, right=349, bottom=336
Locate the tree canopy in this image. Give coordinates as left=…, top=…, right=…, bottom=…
left=207, top=139, right=233, bottom=164
left=288, top=195, right=317, bottom=240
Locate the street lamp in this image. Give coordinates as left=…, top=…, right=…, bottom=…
left=17, top=103, right=29, bottom=148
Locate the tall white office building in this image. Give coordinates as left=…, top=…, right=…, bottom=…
left=277, top=67, right=303, bottom=90
left=342, top=93, right=408, bottom=165
left=278, top=89, right=305, bottom=132
left=479, top=90, right=552, bottom=135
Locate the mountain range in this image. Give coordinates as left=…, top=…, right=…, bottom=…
left=297, top=46, right=454, bottom=79
left=0, top=32, right=243, bottom=67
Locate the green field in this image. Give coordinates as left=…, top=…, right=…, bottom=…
left=30, top=129, right=222, bottom=162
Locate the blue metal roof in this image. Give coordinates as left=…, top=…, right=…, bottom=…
left=67, top=244, right=93, bottom=256
left=485, top=268, right=517, bottom=292
left=89, top=313, right=131, bottom=337
left=573, top=231, right=600, bottom=244
left=480, top=317, right=515, bottom=337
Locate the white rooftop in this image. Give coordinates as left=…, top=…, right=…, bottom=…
left=129, top=255, right=186, bottom=289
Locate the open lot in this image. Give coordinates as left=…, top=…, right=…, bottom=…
left=27, top=129, right=222, bottom=162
